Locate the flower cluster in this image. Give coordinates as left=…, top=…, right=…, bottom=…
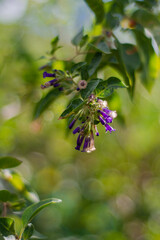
left=68, top=96, right=117, bottom=153
left=41, top=70, right=64, bottom=91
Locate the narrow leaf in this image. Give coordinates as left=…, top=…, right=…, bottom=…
left=88, top=52, right=102, bottom=76
left=71, top=28, right=84, bottom=46
left=22, top=198, right=62, bottom=227
left=71, top=62, right=87, bottom=73
left=33, top=88, right=61, bottom=119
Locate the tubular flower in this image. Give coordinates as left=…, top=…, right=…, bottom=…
left=68, top=95, right=117, bottom=153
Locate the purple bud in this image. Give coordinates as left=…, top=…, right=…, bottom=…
left=59, top=87, right=64, bottom=91
left=43, top=72, right=56, bottom=78
left=105, top=124, right=115, bottom=133
left=53, top=83, right=60, bottom=87
left=69, top=119, right=76, bottom=129
left=41, top=84, right=47, bottom=89
left=75, top=134, right=84, bottom=151
left=103, top=108, right=111, bottom=114
left=96, top=132, right=99, bottom=136
left=73, top=127, right=80, bottom=134
left=45, top=79, right=57, bottom=87
left=82, top=137, right=89, bottom=152
left=105, top=116, right=113, bottom=123
left=98, top=116, right=106, bottom=125
left=76, top=88, right=80, bottom=91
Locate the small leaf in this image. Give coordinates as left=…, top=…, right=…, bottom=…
left=0, top=218, right=15, bottom=236
left=71, top=62, right=87, bottom=73
left=50, top=36, right=59, bottom=54
left=80, top=35, right=89, bottom=47
left=0, top=190, right=17, bottom=202
left=84, top=0, right=105, bottom=23
left=71, top=28, right=84, bottom=46
left=60, top=99, right=84, bottom=119
left=0, top=157, right=22, bottom=169
left=23, top=223, right=34, bottom=240
left=81, top=78, right=102, bottom=99
left=22, top=198, right=62, bottom=227
left=90, top=41, right=111, bottom=54
left=33, top=88, right=61, bottom=119
left=88, top=52, right=102, bottom=76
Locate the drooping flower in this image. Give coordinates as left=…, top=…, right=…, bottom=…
left=43, top=72, right=56, bottom=78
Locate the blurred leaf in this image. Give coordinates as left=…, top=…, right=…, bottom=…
left=33, top=88, right=61, bottom=119
left=71, top=62, right=87, bottom=73
left=81, top=65, right=89, bottom=80
left=90, top=40, right=111, bottom=54
left=80, top=35, right=89, bottom=47
left=88, top=52, right=102, bottom=76
left=131, top=9, right=160, bottom=28
left=71, top=28, right=84, bottom=46
left=0, top=190, right=16, bottom=203
left=81, top=78, right=102, bottom=99
left=0, top=218, right=15, bottom=236
left=22, top=198, right=62, bottom=227
left=60, top=99, right=84, bottom=119
left=23, top=223, right=34, bottom=240
left=30, top=230, right=47, bottom=240
left=105, top=12, right=119, bottom=29
left=0, top=157, right=22, bottom=169
left=9, top=199, right=25, bottom=211
left=84, top=0, right=105, bottom=23
left=50, top=36, right=59, bottom=54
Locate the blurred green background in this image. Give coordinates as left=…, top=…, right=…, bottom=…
left=1, top=0, right=160, bottom=239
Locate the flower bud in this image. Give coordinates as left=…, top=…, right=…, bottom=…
left=78, top=80, right=87, bottom=89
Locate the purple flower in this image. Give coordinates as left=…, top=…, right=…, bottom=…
left=96, top=132, right=99, bottom=136
left=75, top=134, right=84, bottom=151
left=98, top=116, right=106, bottom=125
left=82, top=137, right=90, bottom=152
left=105, top=124, right=115, bottom=133
left=59, top=87, right=64, bottom=91
left=53, top=83, right=60, bottom=87
left=69, top=119, right=76, bottom=129
left=45, top=79, right=57, bottom=87
left=103, top=108, right=111, bottom=114
left=73, top=127, right=80, bottom=134
left=43, top=72, right=56, bottom=78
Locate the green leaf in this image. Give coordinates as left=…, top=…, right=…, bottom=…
left=80, top=35, right=89, bottom=47
left=81, top=65, right=89, bottom=80
left=23, top=223, right=34, bottom=240
left=30, top=230, right=47, bottom=240
left=71, top=62, right=87, bottom=73
left=0, top=218, right=15, bottom=236
left=131, top=9, right=160, bottom=28
left=22, top=198, right=62, bottom=227
left=90, top=40, right=111, bottom=54
left=88, top=52, right=102, bottom=76
left=84, top=0, right=105, bottom=23
left=0, top=190, right=16, bottom=202
left=96, top=77, right=127, bottom=98
left=59, top=99, right=84, bottom=119
left=50, top=36, right=59, bottom=54
left=81, top=78, right=102, bottom=99
left=0, top=157, right=22, bottom=169
left=33, top=88, right=61, bottom=119
left=71, top=28, right=84, bottom=46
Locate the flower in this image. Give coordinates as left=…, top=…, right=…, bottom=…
left=43, top=71, right=56, bottom=78
left=78, top=80, right=87, bottom=89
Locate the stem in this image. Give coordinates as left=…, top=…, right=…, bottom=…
left=2, top=202, right=7, bottom=217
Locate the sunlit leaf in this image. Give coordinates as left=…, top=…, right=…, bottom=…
left=0, top=218, right=15, bottom=236
left=23, top=223, right=34, bottom=240
left=0, top=190, right=17, bottom=203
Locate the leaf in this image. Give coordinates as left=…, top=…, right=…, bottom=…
left=90, top=40, right=111, bottom=54
left=23, top=223, right=34, bottom=240
left=22, top=198, right=62, bottom=227
left=30, top=230, right=47, bottom=240
left=81, top=65, right=89, bottom=80
left=71, top=28, right=84, bottom=46
left=71, top=62, right=87, bottom=73
left=50, top=36, right=59, bottom=54
left=88, top=52, right=102, bottom=76
left=96, top=77, right=126, bottom=98
left=80, top=35, right=89, bottom=47
left=59, top=99, right=84, bottom=119
left=0, top=190, right=16, bottom=202
left=131, top=9, right=160, bottom=28
left=84, top=0, right=105, bottom=23
left=81, top=78, right=102, bottom=99
left=0, top=157, right=22, bottom=169
left=0, top=218, right=15, bottom=236
left=33, top=88, right=61, bottom=119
